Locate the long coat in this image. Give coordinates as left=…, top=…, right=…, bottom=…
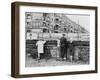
left=60, top=37, right=67, bottom=58
left=36, top=40, right=46, bottom=53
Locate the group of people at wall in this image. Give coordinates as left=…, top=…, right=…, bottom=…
left=36, top=34, right=73, bottom=62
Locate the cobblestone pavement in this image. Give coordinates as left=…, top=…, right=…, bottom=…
left=25, top=56, right=89, bottom=67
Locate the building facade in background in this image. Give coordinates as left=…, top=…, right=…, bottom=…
left=25, top=12, right=89, bottom=41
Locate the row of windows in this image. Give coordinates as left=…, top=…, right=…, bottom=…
left=26, top=13, right=87, bottom=33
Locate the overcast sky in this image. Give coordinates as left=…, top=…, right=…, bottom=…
left=66, top=15, right=90, bottom=32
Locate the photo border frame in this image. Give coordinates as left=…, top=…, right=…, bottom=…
left=11, top=2, right=98, bottom=78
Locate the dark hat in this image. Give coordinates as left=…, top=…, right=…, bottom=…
left=62, top=34, right=65, bottom=36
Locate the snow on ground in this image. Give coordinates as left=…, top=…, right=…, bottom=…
left=25, top=56, right=89, bottom=67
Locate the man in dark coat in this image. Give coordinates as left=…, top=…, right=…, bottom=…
left=60, top=34, right=67, bottom=60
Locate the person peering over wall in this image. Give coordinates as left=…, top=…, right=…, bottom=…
left=36, top=38, right=46, bottom=62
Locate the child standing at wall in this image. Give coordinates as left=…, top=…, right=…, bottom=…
left=36, top=39, right=46, bottom=62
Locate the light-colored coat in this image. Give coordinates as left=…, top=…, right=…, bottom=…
left=36, top=40, right=46, bottom=53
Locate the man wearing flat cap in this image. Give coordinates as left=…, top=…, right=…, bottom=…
left=60, top=34, right=67, bottom=61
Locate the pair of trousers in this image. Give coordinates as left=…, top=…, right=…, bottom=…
left=60, top=46, right=67, bottom=59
